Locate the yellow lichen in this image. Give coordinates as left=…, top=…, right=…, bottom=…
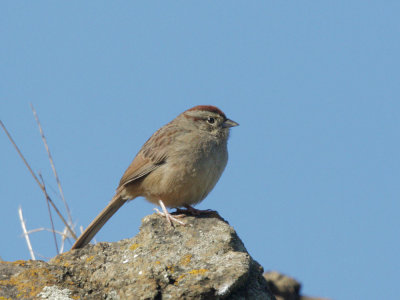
left=188, top=269, right=208, bottom=275
left=180, top=254, right=192, bottom=266
left=155, top=261, right=161, bottom=264
left=174, top=274, right=187, bottom=285
left=173, top=268, right=209, bottom=285
left=12, top=260, right=26, bottom=267
left=167, top=265, right=175, bottom=273
left=86, top=255, right=95, bottom=262
left=0, top=266, right=57, bottom=298
left=129, top=243, right=140, bottom=251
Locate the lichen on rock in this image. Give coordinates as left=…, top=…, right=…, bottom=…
left=0, top=213, right=273, bottom=299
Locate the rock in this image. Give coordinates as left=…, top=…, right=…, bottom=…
left=0, top=213, right=274, bottom=299
left=264, top=271, right=330, bottom=300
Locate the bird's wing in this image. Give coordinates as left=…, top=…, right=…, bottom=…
left=118, top=125, right=177, bottom=187
left=118, top=153, right=164, bottom=187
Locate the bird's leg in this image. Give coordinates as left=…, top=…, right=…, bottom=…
left=175, top=205, right=217, bottom=216
left=154, top=200, right=186, bottom=226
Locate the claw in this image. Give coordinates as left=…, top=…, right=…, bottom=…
left=155, top=200, right=186, bottom=226
left=177, top=205, right=217, bottom=216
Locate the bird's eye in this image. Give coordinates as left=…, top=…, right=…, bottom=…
left=207, top=117, right=215, bottom=124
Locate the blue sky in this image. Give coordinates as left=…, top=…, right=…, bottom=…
left=1, top=2, right=399, bottom=299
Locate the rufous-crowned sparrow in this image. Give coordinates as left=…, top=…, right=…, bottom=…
left=71, top=105, right=238, bottom=249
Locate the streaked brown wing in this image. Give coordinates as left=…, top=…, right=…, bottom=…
left=118, top=124, right=174, bottom=187
left=118, top=153, right=163, bottom=187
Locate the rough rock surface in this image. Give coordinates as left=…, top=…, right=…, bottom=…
left=264, top=271, right=330, bottom=300
left=0, top=213, right=274, bottom=299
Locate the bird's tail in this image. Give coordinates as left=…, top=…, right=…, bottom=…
left=71, top=192, right=126, bottom=249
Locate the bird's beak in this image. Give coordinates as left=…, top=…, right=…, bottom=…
left=223, top=118, right=239, bottom=128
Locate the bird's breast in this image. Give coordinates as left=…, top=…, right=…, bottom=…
left=141, top=141, right=228, bottom=207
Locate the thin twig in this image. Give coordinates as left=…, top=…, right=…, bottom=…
left=18, top=206, right=36, bottom=260
left=26, top=228, right=66, bottom=235
left=59, top=227, right=69, bottom=254
left=34, top=253, right=53, bottom=260
left=0, top=120, right=42, bottom=188
left=31, top=103, right=74, bottom=227
left=0, top=120, right=77, bottom=239
left=39, top=174, right=59, bottom=254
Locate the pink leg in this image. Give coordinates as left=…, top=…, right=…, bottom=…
left=154, top=200, right=186, bottom=226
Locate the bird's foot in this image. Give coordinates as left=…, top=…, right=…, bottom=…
left=175, top=205, right=217, bottom=216
left=154, top=200, right=186, bottom=226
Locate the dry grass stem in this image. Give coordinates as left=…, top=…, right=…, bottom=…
left=0, top=119, right=77, bottom=240
left=31, top=103, right=74, bottom=227
left=26, top=228, right=66, bottom=235
left=18, top=206, right=36, bottom=260
left=59, top=227, right=69, bottom=253
left=39, top=173, right=59, bottom=254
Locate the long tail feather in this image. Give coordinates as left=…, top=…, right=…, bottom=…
left=71, top=193, right=126, bottom=249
